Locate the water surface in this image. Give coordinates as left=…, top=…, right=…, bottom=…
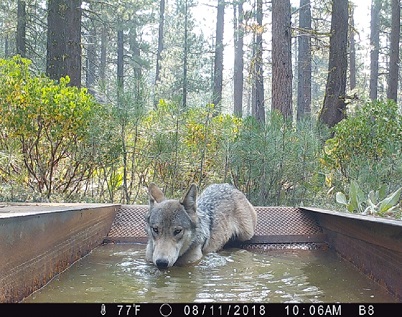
left=24, top=244, right=396, bottom=303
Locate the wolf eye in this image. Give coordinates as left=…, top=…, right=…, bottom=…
left=174, top=228, right=182, bottom=236
left=152, top=227, right=159, bottom=234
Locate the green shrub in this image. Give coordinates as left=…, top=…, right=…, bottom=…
left=142, top=100, right=241, bottom=198
left=0, top=56, right=103, bottom=201
left=322, top=100, right=402, bottom=194
left=336, top=180, right=402, bottom=218
left=2, top=57, right=399, bottom=213
left=229, top=112, right=325, bottom=206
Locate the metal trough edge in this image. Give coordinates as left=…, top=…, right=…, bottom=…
left=301, top=207, right=402, bottom=301
left=3, top=203, right=400, bottom=302
left=0, top=204, right=120, bottom=303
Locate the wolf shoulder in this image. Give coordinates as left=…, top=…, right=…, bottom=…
left=197, top=183, right=257, bottom=227
left=197, top=183, right=250, bottom=211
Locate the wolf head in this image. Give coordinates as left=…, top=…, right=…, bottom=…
left=145, top=183, right=198, bottom=269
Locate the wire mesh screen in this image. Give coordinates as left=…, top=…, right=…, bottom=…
left=105, top=205, right=326, bottom=250
left=253, top=207, right=322, bottom=236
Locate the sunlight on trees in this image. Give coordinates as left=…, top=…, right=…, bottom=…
left=0, top=0, right=401, bottom=217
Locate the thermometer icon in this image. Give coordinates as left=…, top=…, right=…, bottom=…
left=101, top=304, right=106, bottom=316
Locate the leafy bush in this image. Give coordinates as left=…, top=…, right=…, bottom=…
left=336, top=180, right=402, bottom=218
left=322, top=100, right=402, bottom=195
left=0, top=56, right=103, bottom=201
left=229, top=112, right=325, bottom=206
left=142, top=100, right=241, bottom=198
left=76, top=100, right=326, bottom=206
left=0, top=61, right=328, bottom=206
left=1, top=57, right=400, bottom=216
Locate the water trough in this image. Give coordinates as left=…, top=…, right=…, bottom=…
left=0, top=203, right=119, bottom=303
left=0, top=204, right=401, bottom=302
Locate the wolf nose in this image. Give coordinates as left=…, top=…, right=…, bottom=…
left=155, top=259, right=169, bottom=269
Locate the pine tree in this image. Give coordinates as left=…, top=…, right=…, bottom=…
left=212, top=0, right=225, bottom=112
left=297, top=0, right=311, bottom=120
left=16, top=0, right=26, bottom=57
left=369, top=0, right=382, bottom=100
left=252, top=0, right=265, bottom=123
left=272, top=0, right=292, bottom=120
left=233, top=0, right=245, bottom=118
left=319, top=0, right=348, bottom=127
left=46, top=0, right=82, bottom=87
left=386, top=0, right=400, bottom=102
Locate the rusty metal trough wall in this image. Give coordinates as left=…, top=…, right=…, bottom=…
left=302, top=207, right=402, bottom=301
left=0, top=204, right=119, bottom=303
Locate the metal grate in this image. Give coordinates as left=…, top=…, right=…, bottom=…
left=253, top=207, right=322, bottom=236
left=105, top=205, right=148, bottom=244
left=104, top=205, right=327, bottom=250
left=244, top=243, right=328, bottom=251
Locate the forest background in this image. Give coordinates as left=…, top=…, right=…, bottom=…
left=0, top=0, right=401, bottom=218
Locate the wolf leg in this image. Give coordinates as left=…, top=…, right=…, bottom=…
left=234, top=195, right=257, bottom=241
left=202, top=229, right=233, bottom=253
left=145, top=241, right=154, bottom=262
left=175, top=244, right=203, bottom=266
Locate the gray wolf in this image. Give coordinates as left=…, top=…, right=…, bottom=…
left=145, top=183, right=257, bottom=269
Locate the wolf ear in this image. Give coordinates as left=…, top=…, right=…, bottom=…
left=181, top=184, right=197, bottom=214
left=148, top=183, right=165, bottom=207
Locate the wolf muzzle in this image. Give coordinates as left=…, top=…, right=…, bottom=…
left=155, top=258, right=170, bottom=269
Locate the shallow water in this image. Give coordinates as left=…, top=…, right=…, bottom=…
left=23, top=244, right=396, bottom=303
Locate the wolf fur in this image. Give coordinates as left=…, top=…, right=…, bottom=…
left=145, top=183, right=257, bottom=268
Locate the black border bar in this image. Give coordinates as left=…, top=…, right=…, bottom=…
left=0, top=303, right=399, bottom=317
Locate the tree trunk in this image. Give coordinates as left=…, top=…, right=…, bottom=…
left=117, top=27, right=127, bottom=203
left=130, top=24, right=142, bottom=95
left=319, top=0, right=348, bottom=128
left=155, top=0, right=165, bottom=85
left=85, top=19, right=96, bottom=95
left=16, top=0, right=26, bottom=57
left=272, top=0, right=292, bottom=120
left=349, top=5, right=356, bottom=91
left=386, top=0, right=400, bottom=102
left=182, top=0, right=189, bottom=109
left=297, top=0, right=311, bottom=120
left=46, top=0, right=82, bottom=87
left=369, top=0, right=382, bottom=100
left=252, top=0, right=265, bottom=124
left=99, top=22, right=107, bottom=87
left=233, top=0, right=244, bottom=118
left=117, top=29, right=124, bottom=94
left=154, top=0, right=165, bottom=107
left=4, top=34, right=9, bottom=58
left=212, top=0, right=225, bottom=112
left=117, top=29, right=124, bottom=90
left=99, top=23, right=107, bottom=84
